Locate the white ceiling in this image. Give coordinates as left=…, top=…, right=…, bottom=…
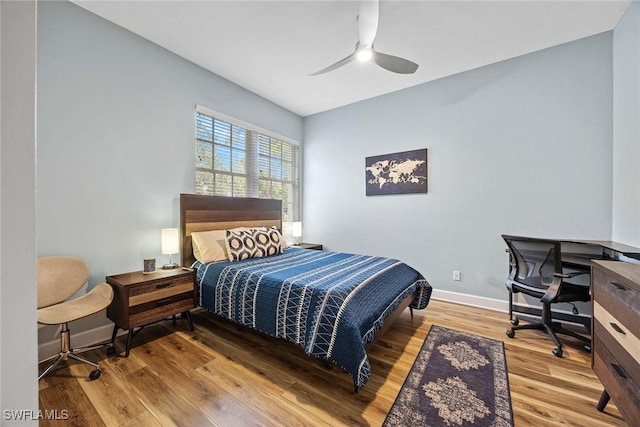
left=73, top=0, right=630, bottom=117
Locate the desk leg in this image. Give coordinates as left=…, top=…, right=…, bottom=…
left=596, top=390, right=610, bottom=412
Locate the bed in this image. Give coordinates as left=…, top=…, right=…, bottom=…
left=180, top=193, right=432, bottom=390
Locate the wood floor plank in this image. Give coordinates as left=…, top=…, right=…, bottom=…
left=68, top=360, right=149, bottom=426
left=196, top=359, right=332, bottom=426
left=125, top=366, right=218, bottom=427
left=38, top=365, right=107, bottom=427
left=37, top=299, right=629, bottom=426
left=280, top=380, right=380, bottom=427
left=118, top=411, right=164, bottom=427
left=135, top=336, right=274, bottom=427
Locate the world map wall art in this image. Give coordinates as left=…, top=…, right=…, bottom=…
left=365, top=148, right=427, bottom=196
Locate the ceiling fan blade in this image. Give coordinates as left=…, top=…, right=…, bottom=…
left=310, top=0, right=419, bottom=76
left=372, top=50, right=419, bottom=74
left=309, top=51, right=356, bottom=76
left=358, top=0, right=379, bottom=47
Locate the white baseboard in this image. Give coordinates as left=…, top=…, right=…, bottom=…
left=431, top=289, right=509, bottom=313
left=430, top=289, right=591, bottom=326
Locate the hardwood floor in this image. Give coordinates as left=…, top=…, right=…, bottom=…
left=38, top=299, right=626, bottom=426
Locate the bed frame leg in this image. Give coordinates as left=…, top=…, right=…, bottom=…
left=409, top=306, right=414, bottom=319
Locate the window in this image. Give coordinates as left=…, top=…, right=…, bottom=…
left=195, top=107, right=299, bottom=222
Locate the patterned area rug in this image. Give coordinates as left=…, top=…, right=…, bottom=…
left=383, top=325, right=514, bottom=427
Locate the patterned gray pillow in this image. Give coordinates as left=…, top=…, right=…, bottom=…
left=253, top=227, right=284, bottom=257
left=225, top=226, right=284, bottom=261
left=225, top=229, right=258, bottom=261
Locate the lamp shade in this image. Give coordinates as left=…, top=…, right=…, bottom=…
left=292, top=222, right=302, bottom=238
left=161, top=228, right=179, bottom=255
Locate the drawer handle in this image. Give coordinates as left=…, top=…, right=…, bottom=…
left=610, top=282, right=627, bottom=291
left=611, top=363, right=628, bottom=379
left=610, top=322, right=626, bottom=335
left=155, top=298, right=173, bottom=306
left=156, top=283, right=171, bottom=289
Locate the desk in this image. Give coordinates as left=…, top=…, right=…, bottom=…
left=560, top=240, right=640, bottom=271
left=507, top=238, right=640, bottom=331
left=566, top=240, right=640, bottom=261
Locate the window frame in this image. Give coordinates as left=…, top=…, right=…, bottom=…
left=195, top=105, right=300, bottom=223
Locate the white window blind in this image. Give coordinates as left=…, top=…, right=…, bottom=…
left=195, top=107, right=300, bottom=222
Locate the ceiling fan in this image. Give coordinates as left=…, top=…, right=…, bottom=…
left=310, top=0, right=419, bottom=76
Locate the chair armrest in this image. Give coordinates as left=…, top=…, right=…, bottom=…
left=541, top=277, right=562, bottom=303
left=553, top=271, right=586, bottom=279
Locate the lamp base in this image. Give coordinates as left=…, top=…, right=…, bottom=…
left=161, top=263, right=179, bottom=270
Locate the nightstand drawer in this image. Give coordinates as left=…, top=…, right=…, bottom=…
left=129, top=296, right=194, bottom=327
left=129, top=279, right=194, bottom=306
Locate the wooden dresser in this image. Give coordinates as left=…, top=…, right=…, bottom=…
left=591, top=260, right=640, bottom=425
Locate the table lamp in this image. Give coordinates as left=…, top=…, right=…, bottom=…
left=292, top=222, right=302, bottom=245
left=161, top=228, right=179, bottom=269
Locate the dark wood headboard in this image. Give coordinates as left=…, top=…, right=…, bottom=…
left=179, top=194, right=282, bottom=267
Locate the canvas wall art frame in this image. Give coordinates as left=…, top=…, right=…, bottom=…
left=365, top=148, right=427, bottom=196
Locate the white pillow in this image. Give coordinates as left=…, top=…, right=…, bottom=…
left=191, top=230, right=229, bottom=263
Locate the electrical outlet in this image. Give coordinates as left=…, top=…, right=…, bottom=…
left=453, top=271, right=461, bottom=281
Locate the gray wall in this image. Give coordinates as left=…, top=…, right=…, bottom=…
left=303, top=33, right=614, bottom=301
left=612, top=2, right=640, bottom=247
left=37, top=1, right=303, bottom=342
left=1, top=0, right=38, bottom=423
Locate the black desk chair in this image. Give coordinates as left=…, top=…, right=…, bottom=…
left=502, top=235, right=591, bottom=357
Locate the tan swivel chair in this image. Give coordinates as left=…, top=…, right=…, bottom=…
left=37, top=256, right=114, bottom=380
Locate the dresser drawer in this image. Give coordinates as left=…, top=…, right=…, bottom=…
left=592, top=267, right=640, bottom=339
left=593, top=335, right=640, bottom=426
left=593, top=314, right=640, bottom=386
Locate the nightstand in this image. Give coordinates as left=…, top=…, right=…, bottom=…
left=298, top=243, right=323, bottom=250
left=106, top=267, right=196, bottom=357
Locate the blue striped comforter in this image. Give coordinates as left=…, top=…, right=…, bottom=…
left=194, top=247, right=432, bottom=389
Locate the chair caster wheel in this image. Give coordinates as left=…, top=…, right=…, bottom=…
left=106, top=346, right=116, bottom=356
left=506, top=330, right=515, bottom=338
left=511, top=318, right=519, bottom=326
left=552, top=348, right=563, bottom=358
left=89, top=369, right=102, bottom=380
